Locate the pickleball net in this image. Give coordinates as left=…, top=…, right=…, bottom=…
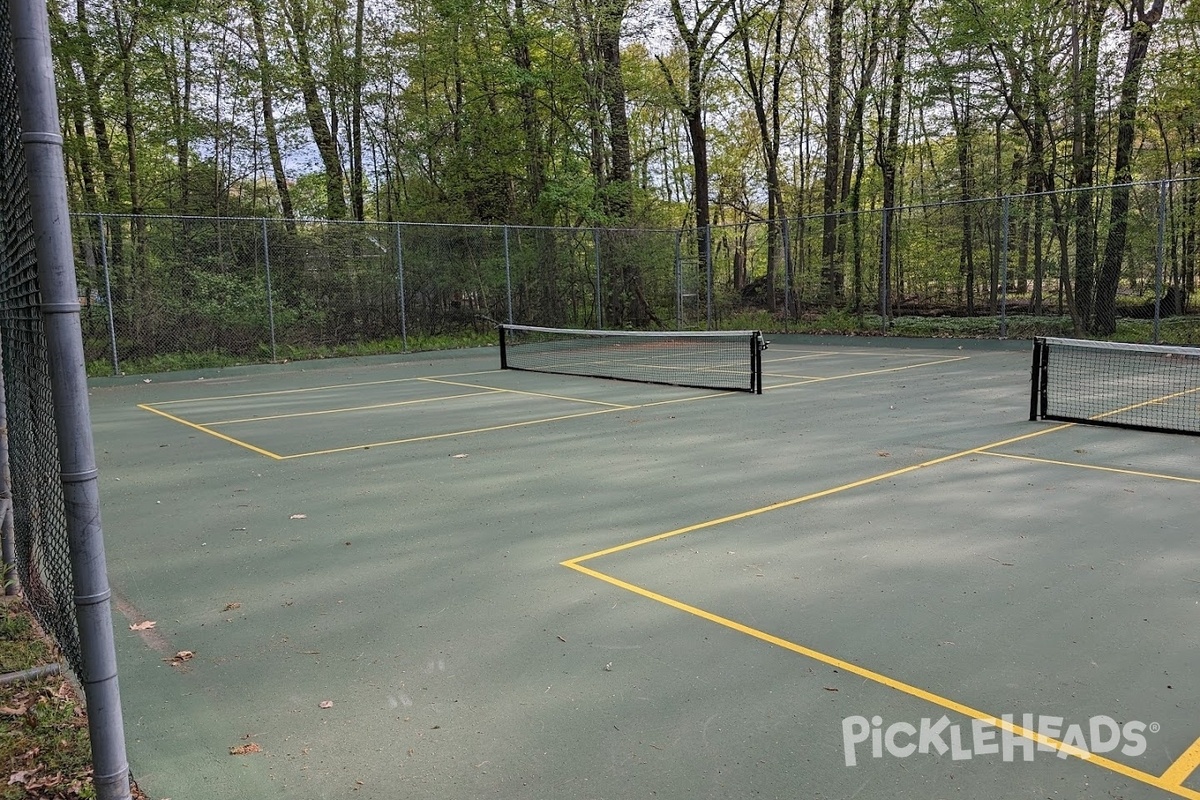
left=1030, top=337, right=1200, bottom=435
left=499, top=324, right=766, bottom=393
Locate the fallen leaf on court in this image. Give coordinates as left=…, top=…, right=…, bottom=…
left=129, top=620, right=156, bottom=631
left=223, top=602, right=242, bottom=611
left=603, top=662, right=613, bottom=672
left=165, top=650, right=194, bottom=666
left=319, top=700, right=334, bottom=709
left=229, top=743, right=261, bottom=755
left=451, top=453, right=468, bottom=459
left=823, top=687, right=839, bottom=692
left=556, top=635, right=566, bottom=642
left=289, top=513, right=307, bottom=520
left=877, top=451, right=890, bottom=457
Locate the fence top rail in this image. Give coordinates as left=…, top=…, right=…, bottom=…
left=71, top=175, right=1200, bottom=236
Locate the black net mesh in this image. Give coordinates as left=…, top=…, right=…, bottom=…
left=1033, top=337, right=1200, bottom=435
left=500, top=324, right=764, bottom=393
left=0, top=7, right=82, bottom=674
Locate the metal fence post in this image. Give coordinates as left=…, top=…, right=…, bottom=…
left=781, top=217, right=792, bottom=326
left=1152, top=179, right=1167, bottom=343
left=8, top=0, right=131, bottom=795
left=705, top=225, right=713, bottom=330
left=880, top=207, right=890, bottom=334
left=674, top=229, right=682, bottom=328
left=504, top=225, right=513, bottom=325
left=593, top=227, right=602, bottom=329
left=261, top=219, right=277, bottom=361
left=0, top=357, right=13, bottom=596
left=1000, top=195, right=1010, bottom=338
left=96, top=214, right=119, bottom=375
left=395, top=223, right=408, bottom=351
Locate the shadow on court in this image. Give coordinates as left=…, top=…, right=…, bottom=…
left=87, top=337, right=1200, bottom=800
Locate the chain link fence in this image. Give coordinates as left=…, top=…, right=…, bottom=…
left=72, top=179, right=1198, bottom=375
left=0, top=5, right=82, bottom=675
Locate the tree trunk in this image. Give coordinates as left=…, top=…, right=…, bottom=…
left=250, top=0, right=297, bottom=230
left=285, top=0, right=347, bottom=220
left=1094, top=0, right=1164, bottom=335
left=821, top=0, right=844, bottom=301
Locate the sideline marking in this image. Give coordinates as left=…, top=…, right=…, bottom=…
left=1162, top=737, right=1200, bottom=787
left=204, top=393, right=504, bottom=429
left=277, top=407, right=633, bottom=458
left=204, top=390, right=505, bottom=425
left=1091, top=386, right=1200, bottom=421
left=139, top=352, right=975, bottom=457
left=764, top=356, right=971, bottom=390
left=419, top=377, right=635, bottom=408
left=137, top=405, right=285, bottom=460
left=565, top=424, right=1071, bottom=565
left=561, top=561, right=1200, bottom=800
left=563, top=419, right=1200, bottom=798
left=145, top=370, right=504, bottom=406
left=981, top=451, right=1200, bottom=484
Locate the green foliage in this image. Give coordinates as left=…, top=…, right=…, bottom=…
left=0, top=600, right=95, bottom=800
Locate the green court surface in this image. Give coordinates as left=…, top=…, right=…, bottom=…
left=87, top=336, right=1200, bottom=800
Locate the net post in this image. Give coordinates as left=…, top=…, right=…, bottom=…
left=1027, top=338, right=1046, bottom=422
left=752, top=331, right=763, bottom=394
left=499, top=324, right=508, bottom=370
left=1032, top=338, right=1041, bottom=422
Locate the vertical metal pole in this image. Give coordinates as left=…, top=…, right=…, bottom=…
left=395, top=223, right=408, bottom=351
left=1154, top=179, right=1166, bottom=344
left=593, top=228, right=602, bottom=329
left=1000, top=195, right=1010, bottom=338
left=8, top=0, right=130, bottom=796
left=705, top=225, right=714, bottom=330
left=782, top=217, right=792, bottom=324
left=96, top=214, right=118, bottom=375
left=261, top=219, right=277, bottom=362
left=504, top=225, right=513, bottom=325
left=1029, top=338, right=1043, bottom=421
left=879, top=208, right=889, bottom=334
left=674, top=230, right=682, bottom=328
left=0, top=357, right=14, bottom=596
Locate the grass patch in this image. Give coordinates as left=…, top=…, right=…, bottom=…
left=0, top=598, right=94, bottom=799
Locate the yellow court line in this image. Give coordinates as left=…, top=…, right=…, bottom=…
left=203, top=390, right=505, bottom=425
left=631, top=392, right=738, bottom=408
left=561, top=561, right=1200, bottom=800
left=1162, top=736, right=1200, bottom=786
left=277, top=406, right=632, bottom=458
left=762, top=373, right=825, bottom=380
left=762, top=352, right=838, bottom=363
left=137, top=405, right=285, bottom=460
left=1090, top=385, right=1200, bottom=421
left=145, top=369, right=504, bottom=406
left=419, top=377, right=634, bottom=408
left=764, top=355, right=972, bottom=391
left=565, top=423, right=1073, bottom=566
left=980, top=451, right=1200, bottom=484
